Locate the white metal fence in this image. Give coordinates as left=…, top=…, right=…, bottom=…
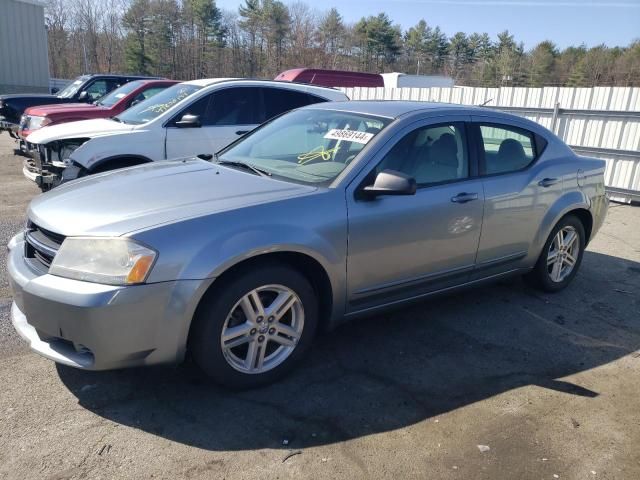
left=341, top=86, right=640, bottom=203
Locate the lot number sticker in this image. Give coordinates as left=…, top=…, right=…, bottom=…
left=324, top=129, right=374, bottom=144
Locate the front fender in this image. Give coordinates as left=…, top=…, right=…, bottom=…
left=69, top=130, right=160, bottom=170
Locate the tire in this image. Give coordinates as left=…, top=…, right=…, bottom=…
left=190, top=263, right=318, bottom=389
left=525, top=215, right=586, bottom=292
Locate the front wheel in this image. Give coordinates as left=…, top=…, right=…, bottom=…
left=525, top=215, right=585, bottom=292
left=190, top=264, right=318, bottom=389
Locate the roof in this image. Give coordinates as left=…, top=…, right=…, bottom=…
left=182, top=78, right=238, bottom=87
left=304, top=100, right=482, bottom=118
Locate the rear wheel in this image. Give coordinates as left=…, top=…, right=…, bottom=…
left=190, top=264, right=318, bottom=389
left=525, top=215, right=585, bottom=292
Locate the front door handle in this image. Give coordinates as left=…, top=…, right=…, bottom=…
left=235, top=130, right=249, bottom=135
left=451, top=192, right=479, bottom=203
left=538, top=177, right=558, bottom=188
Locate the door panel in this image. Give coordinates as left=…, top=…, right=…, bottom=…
left=471, top=118, right=563, bottom=278
left=346, top=117, right=484, bottom=311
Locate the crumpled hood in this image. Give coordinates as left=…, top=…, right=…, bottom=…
left=26, top=118, right=134, bottom=144
left=28, top=159, right=316, bottom=237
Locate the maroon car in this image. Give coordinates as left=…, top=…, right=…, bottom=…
left=19, top=79, right=179, bottom=139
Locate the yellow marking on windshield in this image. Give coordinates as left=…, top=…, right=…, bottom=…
left=297, top=145, right=341, bottom=165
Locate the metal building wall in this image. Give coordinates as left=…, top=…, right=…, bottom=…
left=341, top=86, right=640, bottom=203
left=0, top=0, right=49, bottom=94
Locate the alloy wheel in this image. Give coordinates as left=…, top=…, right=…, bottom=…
left=546, top=226, right=580, bottom=283
left=220, top=284, right=304, bottom=374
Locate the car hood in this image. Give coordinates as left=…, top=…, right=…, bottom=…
left=26, top=118, right=134, bottom=143
left=28, top=159, right=316, bottom=237
left=27, top=103, right=104, bottom=115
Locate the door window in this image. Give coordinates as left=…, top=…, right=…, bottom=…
left=208, top=87, right=261, bottom=125
left=478, top=124, right=536, bottom=175
left=376, top=123, right=469, bottom=186
left=170, top=94, right=211, bottom=125
left=84, top=80, right=119, bottom=102
left=262, top=88, right=326, bottom=121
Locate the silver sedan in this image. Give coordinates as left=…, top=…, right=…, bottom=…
left=7, top=101, right=608, bottom=388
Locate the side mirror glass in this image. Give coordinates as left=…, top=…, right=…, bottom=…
left=175, top=114, right=201, bottom=128
left=78, top=91, right=88, bottom=101
left=362, top=170, right=417, bottom=198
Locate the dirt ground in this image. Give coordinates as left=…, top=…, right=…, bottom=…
left=0, top=133, right=638, bottom=480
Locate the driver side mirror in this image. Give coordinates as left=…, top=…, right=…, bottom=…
left=78, top=91, right=89, bottom=101
left=175, top=114, right=201, bottom=128
left=51, top=87, right=59, bottom=94
left=361, top=170, right=417, bottom=198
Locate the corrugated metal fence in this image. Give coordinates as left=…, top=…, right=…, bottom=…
left=341, top=86, right=640, bottom=203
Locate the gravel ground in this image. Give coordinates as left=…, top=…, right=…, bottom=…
left=0, top=134, right=639, bottom=480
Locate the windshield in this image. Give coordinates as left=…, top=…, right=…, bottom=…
left=115, top=84, right=202, bottom=125
left=56, top=76, right=89, bottom=98
left=97, top=80, right=144, bottom=107
left=219, top=109, right=392, bottom=185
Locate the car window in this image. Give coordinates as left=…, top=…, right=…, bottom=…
left=479, top=124, right=536, bottom=175
left=85, top=80, right=112, bottom=102
left=127, top=87, right=170, bottom=109
left=172, top=94, right=211, bottom=125
left=97, top=80, right=145, bottom=107
left=56, top=77, right=88, bottom=98
left=376, top=123, right=469, bottom=186
left=219, top=108, right=391, bottom=185
left=208, top=88, right=261, bottom=126
left=262, top=88, right=326, bottom=122
left=116, top=84, right=202, bottom=125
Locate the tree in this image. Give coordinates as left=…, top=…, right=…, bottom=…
left=447, top=32, right=473, bottom=82
left=354, top=13, right=402, bottom=71
left=318, top=8, right=344, bottom=68
left=528, top=41, right=558, bottom=86
left=404, top=19, right=430, bottom=74
left=122, top=0, right=153, bottom=75
left=238, top=0, right=263, bottom=76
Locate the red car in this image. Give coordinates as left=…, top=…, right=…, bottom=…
left=19, top=79, right=179, bottom=139
left=275, top=68, right=384, bottom=88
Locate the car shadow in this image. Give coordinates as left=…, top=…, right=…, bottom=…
left=56, top=250, right=640, bottom=451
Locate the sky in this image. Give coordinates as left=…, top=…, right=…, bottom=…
left=215, top=0, right=640, bottom=49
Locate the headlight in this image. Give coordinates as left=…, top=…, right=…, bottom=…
left=28, top=116, right=51, bottom=130
left=49, top=237, right=157, bottom=285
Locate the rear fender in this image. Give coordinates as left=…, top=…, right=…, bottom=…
left=529, top=190, right=590, bottom=262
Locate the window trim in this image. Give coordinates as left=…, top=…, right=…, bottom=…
left=472, top=122, right=542, bottom=178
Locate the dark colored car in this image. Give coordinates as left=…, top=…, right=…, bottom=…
left=19, top=80, right=179, bottom=139
left=0, top=74, right=161, bottom=143
left=275, top=68, right=384, bottom=88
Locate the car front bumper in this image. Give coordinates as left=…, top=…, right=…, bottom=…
left=7, top=234, right=210, bottom=370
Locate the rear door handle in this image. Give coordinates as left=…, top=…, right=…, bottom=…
left=451, top=192, right=479, bottom=203
left=538, top=177, right=558, bottom=187
left=235, top=130, right=249, bottom=135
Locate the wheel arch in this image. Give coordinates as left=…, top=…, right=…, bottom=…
left=185, top=251, right=335, bottom=353
left=88, top=154, right=153, bottom=173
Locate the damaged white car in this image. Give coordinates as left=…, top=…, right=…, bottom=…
left=22, top=79, right=347, bottom=190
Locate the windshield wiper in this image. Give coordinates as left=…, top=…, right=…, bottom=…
left=216, top=159, right=272, bottom=177
left=111, top=116, right=123, bottom=123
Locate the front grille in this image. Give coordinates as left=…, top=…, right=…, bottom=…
left=24, top=221, right=65, bottom=272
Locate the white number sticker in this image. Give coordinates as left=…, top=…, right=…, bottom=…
left=323, top=129, right=374, bottom=144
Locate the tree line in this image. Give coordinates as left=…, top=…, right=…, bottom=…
left=45, top=0, right=640, bottom=87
